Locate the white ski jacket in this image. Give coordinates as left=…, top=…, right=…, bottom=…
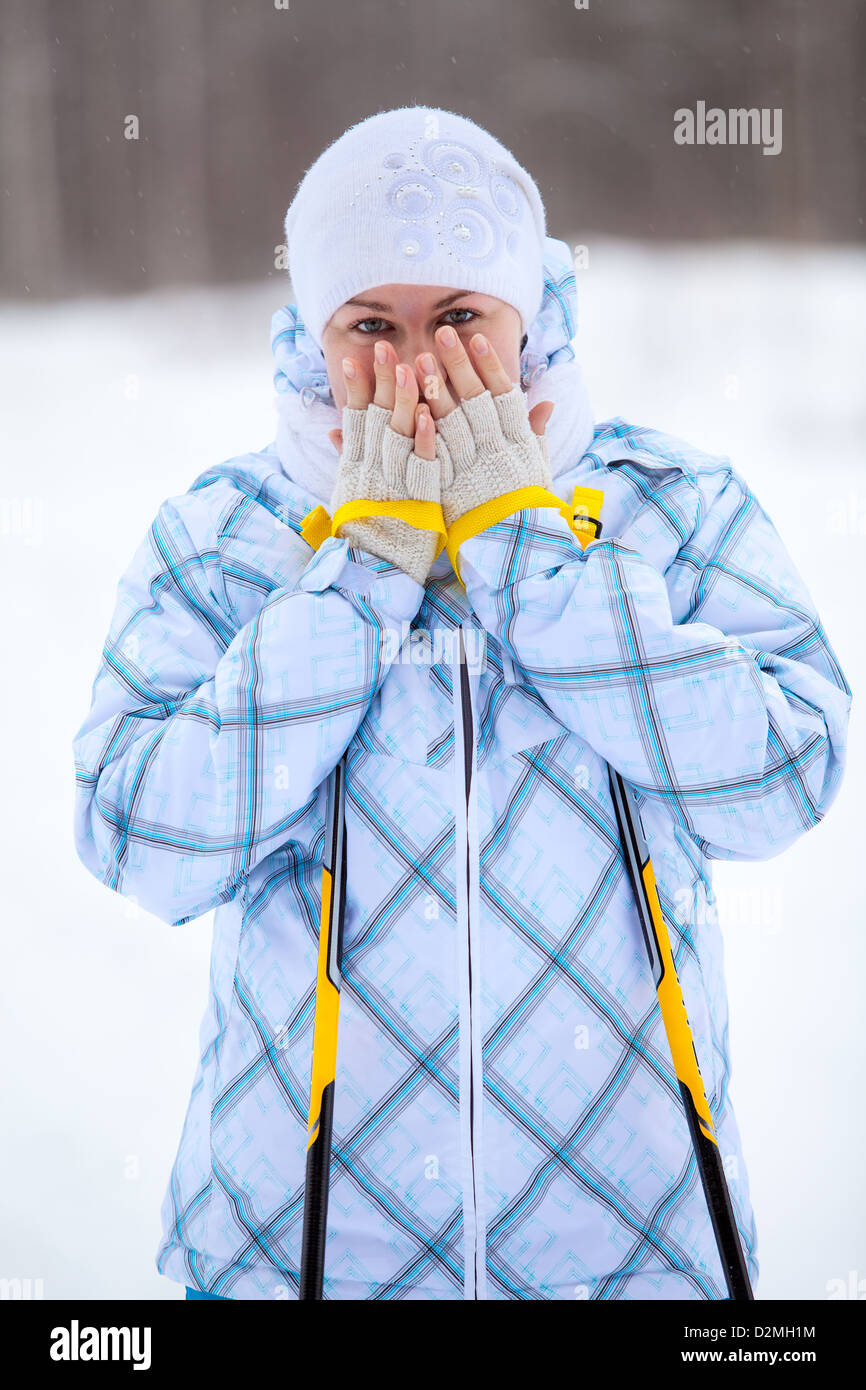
left=72, top=396, right=851, bottom=1297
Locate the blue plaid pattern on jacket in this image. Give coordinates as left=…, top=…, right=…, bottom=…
left=72, top=414, right=851, bottom=1299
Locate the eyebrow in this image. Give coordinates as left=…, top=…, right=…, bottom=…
left=342, top=290, right=473, bottom=312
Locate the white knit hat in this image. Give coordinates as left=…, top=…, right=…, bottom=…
left=284, top=105, right=547, bottom=350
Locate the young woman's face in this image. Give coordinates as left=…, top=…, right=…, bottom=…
left=321, top=284, right=522, bottom=409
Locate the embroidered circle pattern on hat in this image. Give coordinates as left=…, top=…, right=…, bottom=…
left=382, top=136, right=527, bottom=266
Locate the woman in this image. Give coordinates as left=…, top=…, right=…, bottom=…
left=72, top=105, right=851, bottom=1300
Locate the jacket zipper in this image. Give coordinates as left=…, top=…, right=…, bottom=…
left=456, top=623, right=481, bottom=1298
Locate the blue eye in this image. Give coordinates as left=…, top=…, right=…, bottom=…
left=352, top=317, right=389, bottom=335
left=349, top=307, right=479, bottom=334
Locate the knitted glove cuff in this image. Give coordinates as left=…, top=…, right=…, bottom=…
left=336, top=515, right=438, bottom=587
left=329, top=402, right=441, bottom=585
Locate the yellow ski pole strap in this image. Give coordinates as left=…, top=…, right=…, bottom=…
left=446, top=484, right=605, bottom=586
left=570, top=485, right=605, bottom=549
left=301, top=485, right=604, bottom=575
left=300, top=504, right=334, bottom=552
left=300, top=500, right=449, bottom=559
left=333, top=498, right=447, bottom=546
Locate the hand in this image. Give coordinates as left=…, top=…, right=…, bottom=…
left=327, top=347, right=442, bottom=586
left=414, top=327, right=555, bottom=529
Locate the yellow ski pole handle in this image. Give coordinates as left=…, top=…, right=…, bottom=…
left=305, top=866, right=341, bottom=1151
left=641, top=852, right=717, bottom=1142
left=299, top=756, right=347, bottom=1301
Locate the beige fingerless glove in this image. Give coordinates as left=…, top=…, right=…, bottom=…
left=328, top=402, right=443, bottom=587
left=433, top=383, right=552, bottom=529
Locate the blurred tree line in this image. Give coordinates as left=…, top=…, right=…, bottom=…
left=1, top=0, right=863, bottom=299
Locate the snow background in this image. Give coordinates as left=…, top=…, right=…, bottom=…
left=2, top=239, right=863, bottom=1301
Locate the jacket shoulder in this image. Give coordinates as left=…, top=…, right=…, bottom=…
left=588, top=417, right=734, bottom=485
left=580, top=418, right=759, bottom=557
left=155, top=447, right=312, bottom=548
left=125, top=449, right=314, bottom=634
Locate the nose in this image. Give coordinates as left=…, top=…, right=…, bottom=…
left=396, top=330, right=442, bottom=378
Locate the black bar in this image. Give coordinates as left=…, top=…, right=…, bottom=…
left=299, top=1081, right=336, bottom=1301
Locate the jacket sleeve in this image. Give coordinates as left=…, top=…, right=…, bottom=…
left=458, top=465, right=852, bottom=861
left=72, top=484, right=425, bottom=925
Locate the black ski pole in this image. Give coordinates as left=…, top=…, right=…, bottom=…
left=299, top=754, right=347, bottom=1300
left=609, top=770, right=754, bottom=1300
left=569, top=485, right=753, bottom=1299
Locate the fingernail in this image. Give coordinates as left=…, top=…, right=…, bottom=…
left=438, top=326, right=457, bottom=347
left=342, top=358, right=356, bottom=379
left=471, top=334, right=489, bottom=355
left=419, top=352, right=436, bottom=375
left=396, top=365, right=408, bottom=388
left=374, top=342, right=388, bottom=364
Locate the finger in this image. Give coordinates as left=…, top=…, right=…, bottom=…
left=467, top=332, right=515, bottom=397
left=372, top=339, right=397, bottom=410
left=413, top=403, right=436, bottom=461
left=435, top=324, right=486, bottom=402
left=414, top=351, right=456, bottom=420
left=328, top=427, right=343, bottom=455
left=342, top=356, right=371, bottom=409
left=390, top=361, right=419, bottom=438
left=528, top=400, right=555, bottom=435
